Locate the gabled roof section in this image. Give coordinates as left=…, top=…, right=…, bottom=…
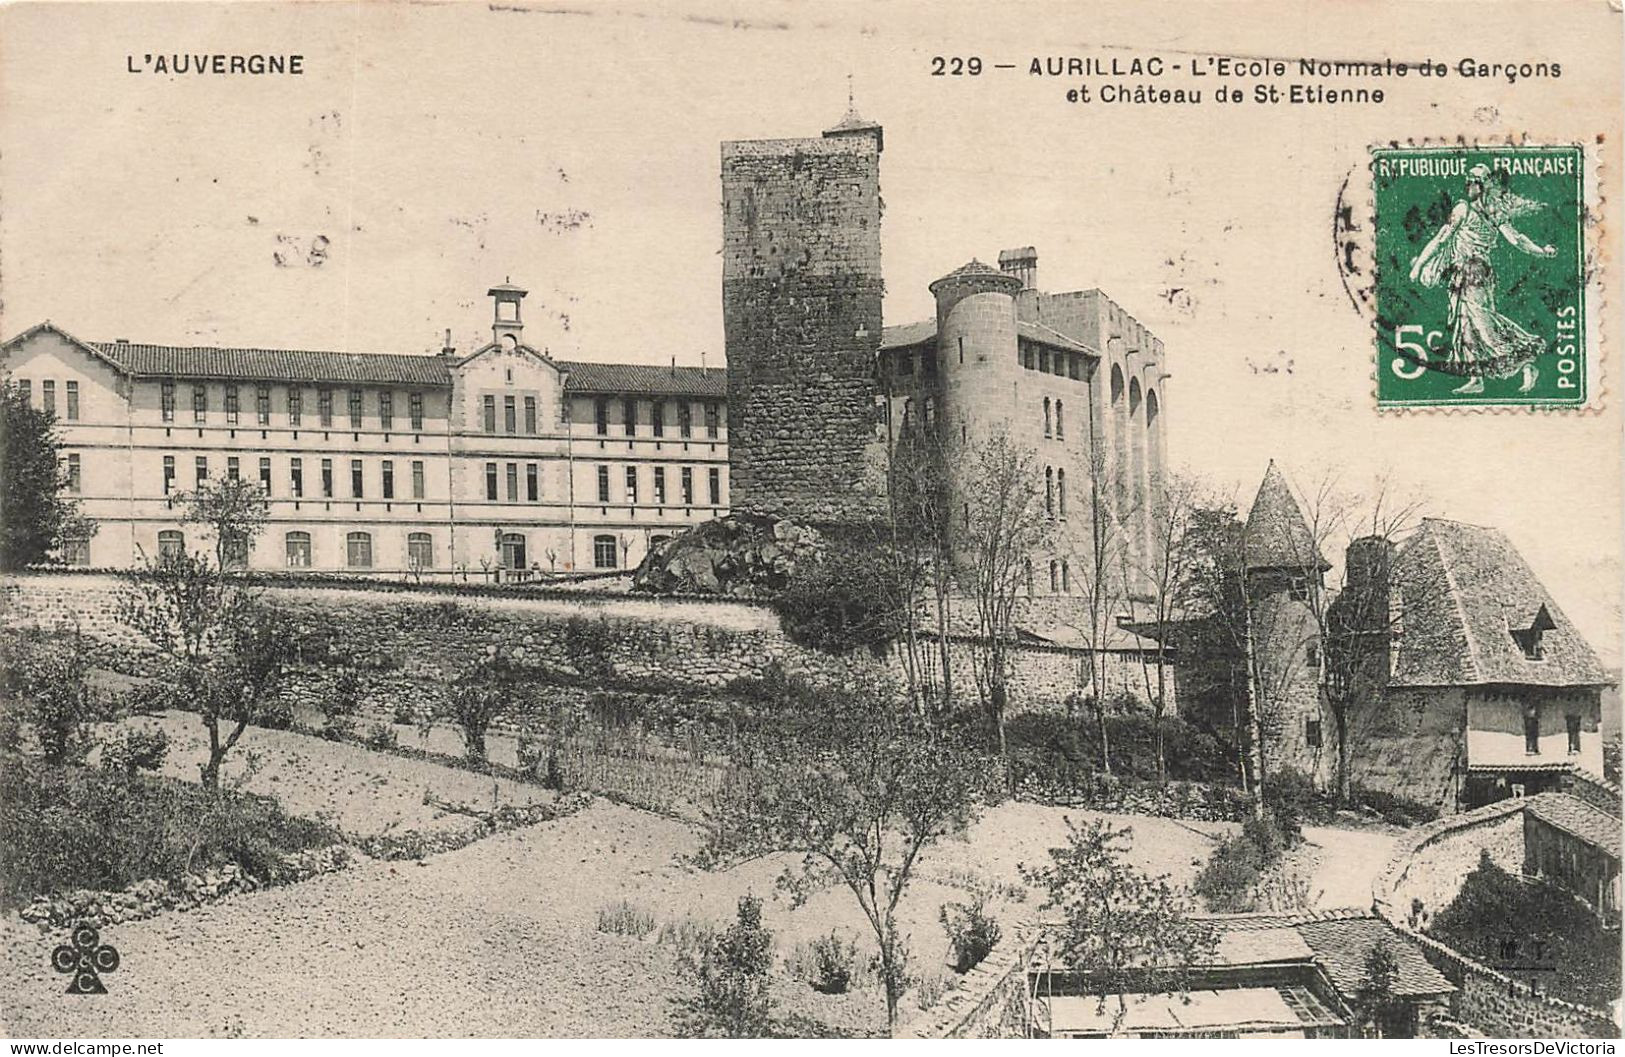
left=1199, top=909, right=1454, bottom=999
left=453, top=340, right=562, bottom=373
left=87, top=339, right=454, bottom=387
left=558, top=360, right=727, bottom=398
left=1390, top=518, right=1608, bottom=688
left=1242, top=462, right=1328, bottom=571
left=1526, top=792, right=1621, bottom=859
left=2, top=321, right=134, bottom=375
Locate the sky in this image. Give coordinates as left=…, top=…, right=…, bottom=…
left=1, top=0, right=1619, bottom=664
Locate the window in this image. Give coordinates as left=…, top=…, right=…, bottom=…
left=321, top=458, right=333, bottom=498
left=66, top=453, right=81, bottom=493
left=897, top=352, right=914, bottom=377
left=256, top=386, right=271, bottom=425
left=195, top=456, right=208, bottom=486
left=65, top=381, right=79, bottom=420
left=651, top=400, right=665, bottom=438
left=1057, top=468, right=1067, bottom=518
left=1306, top=718, right=1323, bottom=748
left=485, top=462, right=498, bottom=501
left=505, top=462, right=518, bottom=502
left=412, top=460, right=425, bottom=500
left=409, top=392, right=424, bottom=432
left=350, top=459, right=363, bottom=497
left=1055, top=399, right=1065, bottom=439
left=62, top=538, right=91, bottom=567
left=678, top=402, right=692, bottom=438
left=259, top=457, right=272, bottom=494
left=318, top=389, right=333, bottom=427
left=15, top=379, right=30, bottom=403
left=593, top=534, right=617, bottom=569
left=681, top=466, right=694, bottom=505
left=597, top=465, right=611, bottom=503
left=346, top=531, right=373, bottom=568
left=1566, top=714, right=1582, bottom=754
left=623, top=398, right=637, bottom=436
left=1288, top=574, right=1313, bottom=603
left=708, top=467, right=721, bottom=506
left=483, top=394, right=497, bottom=433
left=161, top=381, right=175, bottom=422
left=347, top=389, right=362, bottom=429
left=504, top=395, right=517, bottom=434
left=382, top=460, right=395, bottom=500
left=225, top=385, right=240, bottom=425
left=1513, top=628, right=1546, bottom=661
left=1024, top=559, right=1034, bottom=597
left=163, top=455, right=175, bottom=494
left=1045, top=467, right=1055, bottom=516
left=407, top=532, right=434, bottom=570
left=526, top=463, right=538, bottom=502
left=1044, top=397, right=1052, bottom=437
left=704, top=402, right=720, bottom=438
left=288, top=387, right=302, bottom=427
left=193, top=384, right=208, bottom=423
left=594, top=398, right=609, bottom=436
left=654, top=467, right=667, bottom=505
left=625, top=466, right=639, bottom=505
left=291, top=457, right=304, bottom=498
left=285, top=531, right=311, bottom=568
left=1524, top=708, right=1540, bottom=755
left=42, top=380, right=56, bottom=415
left=1060, top=558, right=1070, bottom=593
left=158, top=530, right=186, bottom=560
left=222, top=535, right=249, bottom=569
left=379, top=392, right=393, bottom=430
left=227, top=456, right=240, bottom=480
left=524, top=396, right=537, bottom=435
left=500, top=532, right=526, bottom=569
left=1049, top=560, right=1059, bottom=593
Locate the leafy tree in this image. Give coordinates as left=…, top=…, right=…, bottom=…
left=117, top=550, right=293, bottom=790
left=702, top=679, right=997, bottom=1027
left=181, top=475, right=269, bottom=569
left=2, top=626, right=112, bottom=763
left=1351, top=935, right=1402, bottom=1037
left=0, top=381, right=95, bottom=570
left=1022, top=818, right=1217, bottom=1031
left=673, top=894, right=776, bottom=1038
left=774, top=538, right=908, bottom=655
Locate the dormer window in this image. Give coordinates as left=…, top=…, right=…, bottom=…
left=1511, top=605, right=1556, bottom=661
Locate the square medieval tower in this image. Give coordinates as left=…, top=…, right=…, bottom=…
left=720, top=111, right=887, bottom=526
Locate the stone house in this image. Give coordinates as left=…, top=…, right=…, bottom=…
left=1523, top=793, right=1621, bottom=920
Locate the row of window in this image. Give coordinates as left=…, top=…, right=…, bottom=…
left=480, top=392, right=541, bottom=435
left=592, top=464, right=721, bottom=507
left=160, top=453, right=430, bottom=502
left=886, top=340, right=1088, bottom=383
left=152, top=527, right=648, bottom=573
left=15, top=378, right=80, bottom=420
left=591, top=397, right=722, bottom=439
left=1043, top=397, right=1066, bottom=440
left=158, top=382, right=428, bottom=432
left=1021, top=557, right=1072, bottom=595
left=1044, top=466, right=1068, bottom=519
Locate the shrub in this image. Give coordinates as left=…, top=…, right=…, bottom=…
left=362, top=722, right=398, bottom=751
left=100, top=727, right=170, bottom=777
left=392, top=698, right=419, bottom=726
left=791, top=930, right=859, bottom=994
left=4, top=628, right=111, bottom=764
left=939, top=886, right=1003, bottom=973
left=1005, top=711, right=1238, bottom=788
left=772, top=545, right=906, bottom=655
left=596, top=899, right=656, bottom=938
left=258, top=697, right=296, bottom=731
left=1350, top=783, right=1439, bottom=827
left=1193, top=834, right=1264, bottom=913
left=673, top=894, right=775, bottom=1038
left=912, top=969, right=950, bottom=1011
left=657, top=915, right=718, bottom=962
left=320, top=668, right=363, bottom=742
left=1263, top=766, right=1325, bottom=836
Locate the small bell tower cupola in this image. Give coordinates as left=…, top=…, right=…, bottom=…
left=489, top=279, right=527, bottom=348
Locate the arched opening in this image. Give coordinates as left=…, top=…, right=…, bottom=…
left=346, top=531, right=373, bottom=568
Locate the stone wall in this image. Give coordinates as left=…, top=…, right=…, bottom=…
left=721, top=131, right=887, bottom=525
left=900, top=921, right=1040, bottom=1038
left=1404, top=929, right=1618, bottom=1039
left=1372, top=798, right=1527, bottom=929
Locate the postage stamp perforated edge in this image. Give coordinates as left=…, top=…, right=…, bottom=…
left=1359, top=135, right=1609, bottom=416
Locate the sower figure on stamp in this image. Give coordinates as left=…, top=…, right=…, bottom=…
left=1409, top=162, right=1557, bottom=394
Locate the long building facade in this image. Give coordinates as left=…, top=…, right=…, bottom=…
left=1, top=283, right=728, bottom=576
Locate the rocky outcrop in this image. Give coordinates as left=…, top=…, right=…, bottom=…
left=631, top=514, right=826, bottom=598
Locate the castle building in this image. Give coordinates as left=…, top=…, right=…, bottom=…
left=1, top=282, right=728, bottom=575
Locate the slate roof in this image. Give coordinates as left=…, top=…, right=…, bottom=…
left=1389, top=518, right=1609, bottom=688
left=92, top=341, right=456, bottom=387
left=1242, top=461, right=1328, bottom=571
left=880, top=318, right=1099, bottom=357
left=1525, top=792, right=1622, bottom=859
left=881, top=320, right=938, bottom=350
left=557, top=361, right=727, bottom=398
left=1293, top=917, right=1456, bottom=999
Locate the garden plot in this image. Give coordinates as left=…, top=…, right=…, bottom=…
left=107, top=712, right=555, bottom=839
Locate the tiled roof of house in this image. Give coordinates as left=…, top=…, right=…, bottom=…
left=1390, top=518, right=1609, bottom=688
left=556, top=361, right=727, bottom=398
left=881, top=320, right=938, bottom=350
left=91, top=341, right=456, bottom=387
left=1242, top=461, right=1328, bottom=571
left=1294, top=917, right=1456, bottom=999
left=1526, top=793, right=1622, bottom=859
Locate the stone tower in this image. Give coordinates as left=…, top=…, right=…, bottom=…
left=1243, top=461, right=1333, bottom=787
left=720, top=109, right=886, bottom=526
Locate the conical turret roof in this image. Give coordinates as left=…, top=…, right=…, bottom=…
left=1243, top=462, right=1328, bottom=571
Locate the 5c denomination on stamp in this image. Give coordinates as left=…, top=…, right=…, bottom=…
left=1373, top=144, right=1588, bottom=408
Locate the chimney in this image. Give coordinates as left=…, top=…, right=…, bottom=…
left=488, top=278, right=527, bottom=348
left=439, top=328, right=456, bottom=358
left=998, top=247, right=1038, bottom=290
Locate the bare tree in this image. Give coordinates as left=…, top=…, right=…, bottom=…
left=1136, top=471, right=1206, bottom=784
left=885, top=409, right=954, bottom=715
left=958, top=432, right=1054, bottom=765
left=1067, top=448, right=1132, bottom=774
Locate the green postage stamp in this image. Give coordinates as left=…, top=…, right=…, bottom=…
left=1372, top=144, right=1589, bottom=409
